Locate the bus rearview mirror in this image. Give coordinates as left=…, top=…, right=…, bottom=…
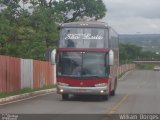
left=109, top=50, right=114, bottom=66
left=51, top=49, right=56, bottom=65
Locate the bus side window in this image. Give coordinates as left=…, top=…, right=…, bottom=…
left=109, top=28, right=118, bottom=49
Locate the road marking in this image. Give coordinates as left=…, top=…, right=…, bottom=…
left=108, top=94, right=129, bottom=114
left=101, top=95, right=128, bottom=120
left=0, top=92, right=55, bottom=106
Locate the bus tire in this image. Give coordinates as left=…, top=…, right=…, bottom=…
left=110, top=78, right=117, bottom=96
left=110, top=90, right=115, bottom=96
left=62, top=94, right=69, bottom=100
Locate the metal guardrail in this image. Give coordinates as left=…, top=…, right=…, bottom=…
left=133, top=61, right=160, bottom=63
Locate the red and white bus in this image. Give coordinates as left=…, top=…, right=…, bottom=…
left=51, top=21, right=119, bottom=100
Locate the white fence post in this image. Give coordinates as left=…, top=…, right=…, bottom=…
left=21, top=59, right=33, bottom=89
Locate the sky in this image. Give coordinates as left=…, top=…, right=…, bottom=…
left=102, top=0, right=160, bottom=34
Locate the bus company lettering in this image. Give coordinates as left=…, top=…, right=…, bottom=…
left=65, top=34, right=103, bottom=40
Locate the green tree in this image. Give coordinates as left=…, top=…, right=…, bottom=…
left=0, top=13, right=11, bottom=54
left=53, top=0, right=107, bottom=23
left=29, top=0, right=107, bottom=23
left=119, top=43, right=160, bottom=63
left=0, top=1, right=59, bottom=59
left=119, top=43, right=142, bottom=64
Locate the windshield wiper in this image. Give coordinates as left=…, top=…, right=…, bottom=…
left=82, top=75, right=104, bottom=78
left=61, top=75, right=81, bottom=78
left=60, top=75, right=104, bottom=79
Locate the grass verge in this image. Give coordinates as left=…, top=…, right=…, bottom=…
left=137, top=64, right=154, bottom=70
left=118, top=72, right=126, bottom=79
left=0, top=84, right=55, bottom=98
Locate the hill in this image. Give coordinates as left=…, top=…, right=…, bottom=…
left=119, top=34, right=160, bottom=52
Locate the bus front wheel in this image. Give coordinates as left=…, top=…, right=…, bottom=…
left=110, top=78, right=117, bottom=96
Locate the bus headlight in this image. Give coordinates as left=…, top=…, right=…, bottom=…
left=100, top=90, right=104, bottom=93
left=57, top=82, right=69, bottom=86
left=94, top=83, right=107, bottom=87
left=60, top=89, right=64, bottom=93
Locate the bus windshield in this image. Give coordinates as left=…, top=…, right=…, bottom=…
left=59, top=28, right=108, bottom=48
left=57, top=52, right=108, bottom=78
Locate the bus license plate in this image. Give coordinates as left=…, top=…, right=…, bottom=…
left=73, top=89, right=91, bottom=93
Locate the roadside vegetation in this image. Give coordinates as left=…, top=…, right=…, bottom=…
left=119, top=43, right=160, bottom=64
left=136, top=64, right=154, bottom=70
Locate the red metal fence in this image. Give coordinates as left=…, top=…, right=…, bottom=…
left=33, top=60, right=53, bottom=89
left=118, top=64, right=135, bottom=76
left=0, top=55, right=54, bottom=93
left=0, top=55, right=20, bottom=92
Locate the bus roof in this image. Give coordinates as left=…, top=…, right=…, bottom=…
left=60, top=21, right=109, bottom=28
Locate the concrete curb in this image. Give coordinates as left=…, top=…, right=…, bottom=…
left=0, top=88, right=56, bottom=104
left=118, top=70, right=134, bottom=81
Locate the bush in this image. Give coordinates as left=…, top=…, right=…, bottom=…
left=137, top=64, right=154, bottom=70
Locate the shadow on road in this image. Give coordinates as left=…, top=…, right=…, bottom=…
left=59, top=95, right=111, bottom=102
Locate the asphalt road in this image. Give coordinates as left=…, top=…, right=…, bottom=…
left=0, top=70, right=160, bottom=115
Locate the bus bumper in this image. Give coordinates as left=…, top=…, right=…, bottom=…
left=57, top=85, right=108, bottom=95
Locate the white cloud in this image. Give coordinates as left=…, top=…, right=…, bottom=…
left=103, top=0, right=160, bottom=34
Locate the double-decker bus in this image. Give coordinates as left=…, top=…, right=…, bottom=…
left=51, top=21, right=119, bottom=100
